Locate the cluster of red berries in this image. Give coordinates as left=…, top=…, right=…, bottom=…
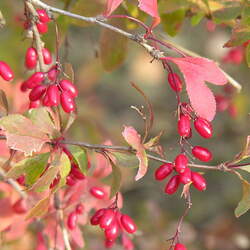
left=24, top=9, right=51, bottom=35
left=90, top=208, right=137, bottom=248
left=67, top=203, right=84, bottom=230
left=0, top=61, right=14, bottom=82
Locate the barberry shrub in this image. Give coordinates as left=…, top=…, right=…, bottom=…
left=0, top=0, right=249, bottom=250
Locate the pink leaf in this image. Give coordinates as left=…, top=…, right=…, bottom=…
left=104, top=0, right=123, bottom=16
left=138, top=0, right=159, bottom=18
left=122, top=126, right=148, bottom=181
left=166, top=57, right=228, bottom=121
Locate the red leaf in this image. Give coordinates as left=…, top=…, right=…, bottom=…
left=122, top=126, right=148, bottom=181
left=166, top=57, right=228, bottom=121
left=138, top=0, right=159, bottom=18
left=104, top=0, right=123, bottom=16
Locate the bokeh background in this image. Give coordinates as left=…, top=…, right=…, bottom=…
left=0, top=0, right=250, bottom=249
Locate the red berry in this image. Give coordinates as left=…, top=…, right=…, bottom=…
left=29, top=100, right=40, bottom=109
left=164, top=175, right=180, bottom=195
left=178, top=115, right=191, bottom=137
left=47, top=85, right=60, bottom=106
left=21, top=81, right=29, bottom=92
left=59, top=79, right=78, bottom=98
left=120, top=214, right=137, bottom=234
left=194, top=117, right=213, bottom=139
left=175, top=154, right=188, bottom=174
left=42, top=48, right=52, bottom=65
left=105, top=239, right=115, bottom=248
left=67, top=211, right=78, bottom=230
left=0, top=61, right=14, bottom=81
left=104, top=221, right=120, bottom=241
left=47, top=65, right=59, bottom=81
left=36, top=22, right=48, bottom=34
left=12, top=198, right=28, bottom=214
left=154, top=163, right=173, bottom=181
left=89, top=186, right=106, bottom=199
left=37, top=9, right=50, bottom=23
left=16, top=175, right=25, bottom=186
left=29, top=84, right=47, bottom=101
left=60, top=91, right=76, bottom=113
left=191, top=172, right=207, bottom=191
left=192, top=146, right=212, bottom=162
left=174, top=243, right=187, bottom=250
left=42, top=93, right=52, bottom=107
left=90, top=208, right=106, bottom=225
left=25, top=47, right=38, bottom=69
left=66, top=174, right=77, bottom=186
left=168, top=72, right=182, bottom=92
left=70, top=166, right=85, bottom=180
left=100, top=209, right=116, bottom=229
left=179, top=167, right=192, bottom=184
left=75, top=204, right=84, bottom=214
left=26, top=72, right=45, bottom=89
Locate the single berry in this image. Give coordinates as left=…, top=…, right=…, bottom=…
left=29, top=84, right=47, bottom=101
left=179, top=167, right=192, bottom=184
left=47, top=65, right=59, bottom=81
left=165, top=175, right=180, bottom=195
left=26, top=72, right=45, bottom=89
left=174, top=243, right=187, bottom=250
left=42, top=93, right=52, bottom=107
left=66, top=174, right=77, bottom=186
left=120, top=214, right=137, bottom=234
left=100, top=209, right=116, bottom=229
left=89, top=186, right=106, bottom=199
left=12, top=198, right=28, bottom=214
left=25, top=47, right=38, bottom=69
left=175, top=154, right=188, bottom=174
left=104, top=221, right=120, bottom=241
left=42, top=48, right=52, bottom=65
left=75, top=204, right=84, bottom=214
left=16, top=175, right=25, bottom=186
left=90, top=208, right=106, bottom=225
left=0, top=61, right=14, bottom=81
left=168, top=72, right=182, bottom=92
left=191, top=172, right=207, bottom=191
left=105, top=239, right=115, bottom=248
left=194, top=117, right=213, bottom=139
left=178, top=114, right=191, bottom=137
left=59, top=79, right=78, bottom=98
left=192, top=146, right=212, bottom=162
left=60, top=91, right=76, bottom=113
left=154, top=163, right=173, bottom=181
left=36, top=22, right=48, bottom=34
left=37, top=9, right=51, bottom=23
left=67, top=211, right=78, bottom=230
left=47, top=85, right=60, bottom=106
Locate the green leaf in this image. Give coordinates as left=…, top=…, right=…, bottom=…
left=59, top=152, right=71, bottom=179
left=110, top=161, right=122, bottom=198
left=161, top=9, right=186, bottom=36
left=7, top=153, right=50, bottom=186
left=0, top=89, right=8, bottom=116
left=235, top=178, right=250, bottom=217
left=0, top=114, right=49, bottom=156
left=213, top=7, right=241, bottom=23
left=68, top=145, right=88, bottom=175
left=191, top=12, right=205, bottom=26
left=26, top=196, right=50, bottom=219
left=231, top=136, right=250, bottom=164
left=100, top=18, right=128, bottom=71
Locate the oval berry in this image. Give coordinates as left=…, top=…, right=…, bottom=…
left=37, top=9, right=50, bottom=23
left=12, top=198, right=28, bottom=214
left=100, top=209, right=116, bottom=229
left=164, top=175, right=180, bottom=195
left=120, top=214, right=137, bottom=234
left=192, top=146, right=212, bottom=162
left=191, top=172, right=207, bottom=191
left=47, top=65, right=59, bottom=81
left=0, top=61, right=14, bottom=81
left=104, top=221, right=119, bottom=241
left=29, top=100, right=40, bottom=109
left=179, top=167, right=192, bottom=184
left=194, top=117, right=213, bottom=139
left=90, top=208, right=106, bottom=225
left=175, top=154, right=188, bottom=174
left=26, top=72, right=45, bottom=89
left=89, top=186, right=106, bottom=199
left=178, top=115, right=191, bottom=137
left=42, top=48, right=52, bottom=65
left=36, top=22, right=48, bottom=34
left=16, top=175, right=25, bottom=186
left=168, top=72, right=182, bottom=92
left=29, top=84, right=47, bottom=101
left=75, top=204, right=84, bottom=215
left=66, top=174, right=77, bottom=186
left=174, top=243, right=187, bottom=250
left=25, top=47, right=37, bottom=69
left=154, top=163, right=173, bottom=181
left=67, top=211, right=78, bottom=230
left=60, top=91, right=76, bottom=113
left=59, top=79, right=78, bottom=98
left=47, top=85, right=60, bottom=106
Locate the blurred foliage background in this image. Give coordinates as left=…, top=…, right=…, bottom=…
left=0, top=0, right=250, bottom=249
